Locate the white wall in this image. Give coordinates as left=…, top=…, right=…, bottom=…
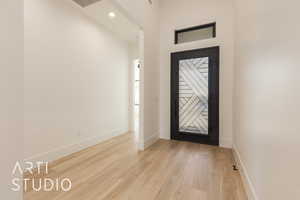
left=114, top=0, right=160, bottom=149
left=142, top=1, right=160, bottom=148
left=159, top=0, right=235, bottom=148
left=24, top=0, right=130, bottom=162
left=233, top=0, right=300, bottom=199
left=0, top=0, right=23, bottom=199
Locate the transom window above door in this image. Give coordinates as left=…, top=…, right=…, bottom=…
left=175, top=22, right=216, bottom=44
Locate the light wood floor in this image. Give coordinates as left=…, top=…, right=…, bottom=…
left=24, top=133, right=247, bottom=200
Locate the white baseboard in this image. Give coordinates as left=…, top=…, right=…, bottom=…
left=220, top=138, right=232, bottom=149
left=24, top=129, right=126, bottom=166
left=159, top=135, right=170, bottom=140
left=233, top=144, right=259, bottom=200
left=139, top=132, right=159, bottom=150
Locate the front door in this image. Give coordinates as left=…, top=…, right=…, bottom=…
left=171, top=46, right=219, bottom=145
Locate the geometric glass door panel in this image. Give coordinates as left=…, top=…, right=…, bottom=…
left=179, top=57, right=209, bottom=135
left=171, top=47, right=220, bottom=146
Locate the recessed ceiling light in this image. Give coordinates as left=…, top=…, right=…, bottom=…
left=108, top=12, right=116, bottom=19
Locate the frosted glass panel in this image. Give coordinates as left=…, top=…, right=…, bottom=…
left=179, top=57, right=209, bottom=135
left=177, top=26, right=214, bottom=44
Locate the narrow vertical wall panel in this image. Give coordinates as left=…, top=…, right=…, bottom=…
left=0, top=0, right=24, bottom=199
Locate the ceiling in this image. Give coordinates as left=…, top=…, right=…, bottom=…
left=72, top=0, right=140, bottom=43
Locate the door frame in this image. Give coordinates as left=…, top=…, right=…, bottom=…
left=170, top=46, right=220, bottom=146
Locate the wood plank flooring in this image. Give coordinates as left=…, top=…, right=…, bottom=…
left=24, top=133, right=247, bottom=200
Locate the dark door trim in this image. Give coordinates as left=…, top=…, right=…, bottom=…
left=170, top=46, right=220, bottom=146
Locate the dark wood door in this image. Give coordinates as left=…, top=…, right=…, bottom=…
left=171, top=46, right=219, bottom=146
